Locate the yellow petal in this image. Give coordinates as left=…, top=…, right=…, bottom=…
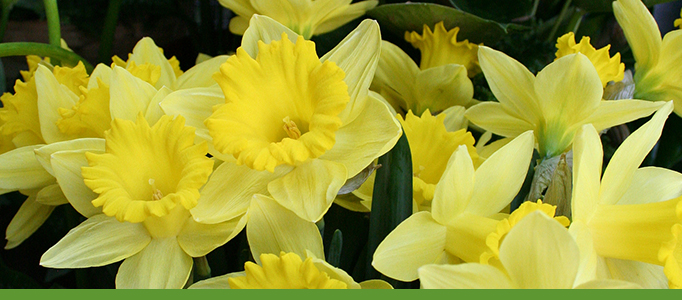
left=173, top=55, right=229, bottom=90
left=115, top=237, right=192, bottom=289
left=40, top=214, right=151, bottom=268
left=144, top=86, right=172, bottom=126
left=35, top=183, right=68, bottom=206
left=413, top=64, right=473, bottom=114
left=321, top=19, right=381, bottom=124
left=159, top=85, right=225, bottom=136
left=466, top=131, right=534, bottom=216
left=441, top=105, right=468, bottom=131
left=0, top=145, right=54, bottom=190
left=477, top=46, right=540, bottom=124
left=320, top=95, right=401, bottom=177
left=87, top=64, right=112, bottom=90
left=35, top=65, right=79, bottom=143
left=267, top=159, right=347, bottom=222
left=51, top=149, right=104, bottom=218
left=405, top=22, right=480, bottom=76
left=229, top=16, right=250, bottom=35
left=568, top=221, right=600, bottom=286
left=573, top=279, right=642, bottom=289
left=371, top=40, right=419, bottom=115
left=247, top=195, right=325, bottom=263
left=316, top=1, right=378, bottom=34
left=500, top=212, right=580, bottom=289
left=372, top=212, right=447, bottom=282
left=464, top=102, right=535, bottom=138
left=34, top=138, right=105, bottom=176
left=5, top=190, right=55, bottom=249
left=418, top=263, right=513, bottom=289
left=190, top=162, right=292, bottom=224
left=613, top=0, right=661, bottom=72
left=241, top=15, right=299, bottom=59
left=311, top=256, right=362, bottom=289
left=109, top=66, right=158, bottom=122
left=618, top=167, right=682, bottom=205
left=580, top=99, right=663, bottom=132
left=432, top=145, right=474, bottom=224
left=571, top=124, right=603, bottom=222
left=600, top=258, right=667, bottom=289
left=599, top=101, right=672, bottom=205
left=177, top=214, right=246, bottom=257
left=127, top=37, right=177, bottom=90
left=188, top=272, right=244, bottom=289
left=358, top=279, right=393, bottom=289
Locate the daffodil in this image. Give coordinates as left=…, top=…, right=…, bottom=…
left=555, top=32, right=625, bottom=87
left=189, top=195, right=391, bottom=289
left=162, top=15, right=400, bottom=225
left=371, top=41, right=476, bottom=116
left=418, top=211, right=641, bottom=289
left=371, top=131, right=534, bottom=281
left=465, top=46, right=663, bottom=159
left=405, top=22, right=480, bottom=77
left=349, top=109, right=477, bottom=212
left=613, top=0, right=682, bottom=116
left=40, top=115, right=241, bottom=289
left=570, top=101, right=682, bottom=288
left=218, top=0, right=378, bottom=39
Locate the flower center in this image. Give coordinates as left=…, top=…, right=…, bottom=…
left=149, top=179, right=164, bottom=201
left=207, top=34, right=349, bottom=172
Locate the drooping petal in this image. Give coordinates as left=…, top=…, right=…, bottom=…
left=246, top=195, right=325, bottom=263
left=35, top=65, right=79, bottom=143
left=599, top=101, right=672, bottom=205
left=464, top=102, right=535, bottom=138
left=34, top=138, right=105, bottom=176
left=418, top=263, right=513, bottom=289
left=241, top=15, right=299, bottom=59
left=115, top=237, right=192, bottom=289
left=0, top=145, right=54, bottom=190
left=321, top=19, right=381, bottom=124
left=173, top=55, right=229, bottom=90
left=50, top=149, right=103, bottom=218
left=613, top=0, right=661, bottom=72
left=372, top=212, right=447, bottom=282
left=109, top=66, right=158, bottom=122
left=466, top=131, right=534, bottom=216
left=177, top=214, right=246, bottom=257
left=500, top=212, right=580, bottom=289
left=267, top=159, right=347, bottom=222
left=5, top=190, right=55, bottom=249
left=190, top=162, right=292, bottom=224
left=477, top=46, right=540, bottom=124
left=571, top=124, right=603, bottom=222
left=580, top=99, right=663, bottom=132
left=432, top=145, right=474, bottom=224
left=40, top=214, right=151, bottom=268
left=320, top=95, right=401, bottom=177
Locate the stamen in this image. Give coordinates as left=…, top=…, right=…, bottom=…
left=149, top=178, right=164, bottom=201
left=282, top=116, right=302, bottom=140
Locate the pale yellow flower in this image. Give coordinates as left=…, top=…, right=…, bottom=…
left=218, top=0, right=378, bottom=39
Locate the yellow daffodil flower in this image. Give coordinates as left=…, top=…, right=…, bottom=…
left=162, top=15, right=400, bottom=225
left=371, top=131, right=534, bottom=281
left=570, top=101, right=682, bottom=288
left=349, top=109, right=477, bottom=212
left=405, top=22, right=480, bottom=77
left=555, top=32, right=625, bottom=87
left=465, top=46, right=664, bottom=159
left=218, top=0, right=378, bottom=39
left=370, top=40, right=476, bottom=116
left=40, top=115, right=241, bottom=289
left=613, top=0, right=682, bottom=116
left=419, top=211, right=641, bottom=289
left=190, top=195, right=391, bottom=289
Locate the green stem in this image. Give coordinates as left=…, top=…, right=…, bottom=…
left=0, top=42, right=93, bottom=72
left=0, top=4, right=11, bottom=42
left=43, top=0, right=61, bottom=47
left=192, top=256, right=211, bottom=282
left=97, top=0, right=122, bottom=64
left=546, top=0, right=573, bottom=43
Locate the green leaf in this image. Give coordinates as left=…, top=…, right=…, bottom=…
left=368, top=3, right=524, bottom=44
left=449, top=0, right=535, bottom=23
left=365, top=131, right=412, bottom=286
left=327, top=229, right=343, bottom=268
left=573, top=0, right=679, bottom=12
